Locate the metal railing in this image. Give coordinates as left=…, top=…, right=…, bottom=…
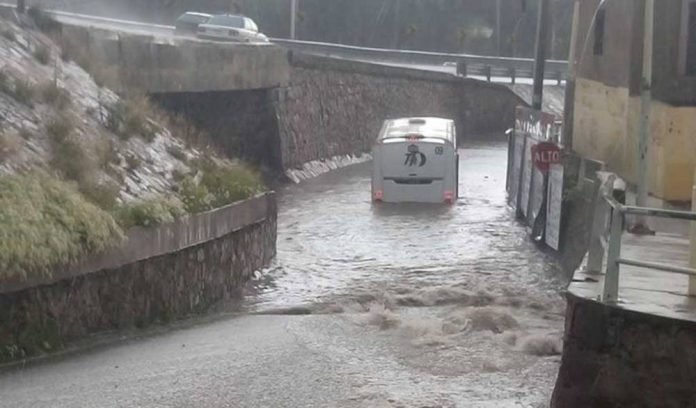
left=0, top=2, right=568, bottom=83
left=587, top=175, right=696, bottom=302
left=273, top=38, right=568, bottom=83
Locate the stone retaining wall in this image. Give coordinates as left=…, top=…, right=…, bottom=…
left=276, top=54, right=524, bottom=171
left=0, top=194, right=277, bottom=362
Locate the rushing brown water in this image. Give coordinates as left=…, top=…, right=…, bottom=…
left=248, top=139, right=566, bottom=407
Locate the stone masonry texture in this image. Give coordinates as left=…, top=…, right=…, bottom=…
left=275, top=55, right=524, bottom=171
left=0, top=200, right=277, bottom=362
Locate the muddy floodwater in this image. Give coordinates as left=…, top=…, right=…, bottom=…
left=0, top=140, right=567, bottom=408
left=250, top=139, right=567, bottom=407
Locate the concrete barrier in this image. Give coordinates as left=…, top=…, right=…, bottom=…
left=552, top=291, right=696, bottom=408
left=54, top=20, right=291, bottom=93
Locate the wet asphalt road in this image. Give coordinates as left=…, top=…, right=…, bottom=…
left=0, top=140, right=566, bottom=408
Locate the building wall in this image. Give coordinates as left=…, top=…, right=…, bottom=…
left=573, top=0, right=696, bottom=201
left=574, top=77, right=696, bottom=201
left=574, top=0, right=641, bottom=91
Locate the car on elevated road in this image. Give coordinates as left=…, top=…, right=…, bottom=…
left=174, top=12, right=212, bottom=35
left=197, top=14, right=269, bottom=43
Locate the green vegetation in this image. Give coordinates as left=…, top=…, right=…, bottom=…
left=47, top=114, right=121, bottom=211
left=180, top=160, right=264, bottom=213
left=33, top=44, right=51, bottom=65
left=47, top=114, right=86, bottom=183
left=2, top=78, right=36, bottom=106
left=115, top=198, right=186, bottom=229
left=40, top=82, right=71, bottom=110
left=80, top=179, right=120, bottom=211
left=0, top=131, right=22, bottom=161
left=0, top=172, right=123, bottom=281
left=105, top=97, right=159, bottom=142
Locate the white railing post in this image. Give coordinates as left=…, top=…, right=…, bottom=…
left=587, top=193, right=607, bottom=274
left=603, top=208, right=624, bottom=303
left=689, top=178, right=696, bottom=296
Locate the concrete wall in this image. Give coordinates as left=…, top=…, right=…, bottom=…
left=58, top=24, right=290, bottom=93
left=150, top=54, right=524, bottom=179
left=276, top=54, right=524, bottom=171
left=574, top=0, right=642, bottom=92
left=574, top=77, right=696, bottom=201
left=151, top=90, right=284, bottom=174
left=552, top=291, right=696, bottom=407
left=0, top=194, right=277, bottom=362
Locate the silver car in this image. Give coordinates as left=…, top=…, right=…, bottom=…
left=197, top=14, right=268, bottom=43
left=174, top=12, right=212, bottom=35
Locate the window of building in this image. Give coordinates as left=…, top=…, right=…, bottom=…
left=593, top=8, right=606, bottom=56
left=685, top=1, right=696, bottom=75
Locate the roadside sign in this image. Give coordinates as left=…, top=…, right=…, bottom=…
left=532, top=142, right=561, bottom=173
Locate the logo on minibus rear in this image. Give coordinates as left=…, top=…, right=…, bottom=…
left=404, top=144, right=427, bottom=167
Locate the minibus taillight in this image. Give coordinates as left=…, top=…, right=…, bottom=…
left=374, top=190, right=384, bottom=202
left=443, top=191, right=454, bottom=204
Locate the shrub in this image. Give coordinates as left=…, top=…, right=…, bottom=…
left=0, top=132, right=21, bottom=162
left=28, top=7, right=61, bottom=33
left=201, top=163, right=264, bottom=209
left=115, top=198, right=185, bottom=229
left=33, top=44, right=51, bottom=65
left=0, top=172, right=123, bottom=281
left=105, top=97, right=159, bottom=141
left=46, top=114, right=73, bottom=142
left=180, top=161, right=264, bottom=213
left=40, top=82, right=71, bottom=110
left=80, top=179, right=120, bottom=211
left=180, top=177, right=212, bottom=214
left=10, top=80, right=35, bottom=106
left=95, top=138, right=119, bottom=170
left=48, top=115, right=95, bottom=185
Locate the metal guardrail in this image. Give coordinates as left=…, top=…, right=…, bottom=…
left=0, top=2, right=568, bottom=82
left=587, top=175, right=696, bottom=302
left=271, top=38, right=568, bottom=83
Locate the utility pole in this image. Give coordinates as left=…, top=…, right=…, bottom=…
left=496, top=0, right=502, bottom=56
left=562, top=0, right=581, bottom=149
left=290, top=0, right=298, bottom=39
left=532, top=0, right=551, bottom=110
left=635, top=0, right=654, bottom=217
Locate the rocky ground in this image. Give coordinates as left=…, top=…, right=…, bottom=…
left=0, top=13, right=214, bottom=204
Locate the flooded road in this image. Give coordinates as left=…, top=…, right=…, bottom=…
left=247, top=139, right=567, bottom=406
left=0, top=140, right=566, bottom=408
left=253, top=140, right=564, bottom=309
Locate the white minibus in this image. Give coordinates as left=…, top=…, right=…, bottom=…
left=372, top=117, right=459, bottom=204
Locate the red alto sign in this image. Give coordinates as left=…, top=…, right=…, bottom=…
left=531, top=142, right=561, bottom=173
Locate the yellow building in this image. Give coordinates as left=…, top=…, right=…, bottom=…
left=569, top=0, right=696, bottom=202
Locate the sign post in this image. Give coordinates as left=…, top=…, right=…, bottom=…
left=530, top=141, right=561, bottom=243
